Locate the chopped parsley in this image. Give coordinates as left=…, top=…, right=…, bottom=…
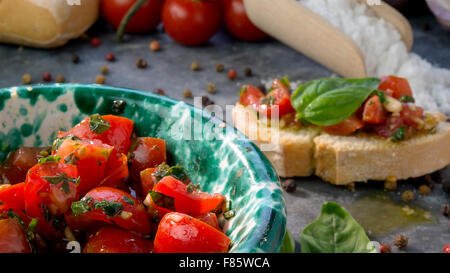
left=71, top=197, right=93, bottom=216
left=149, top=191, right=175, bottom=211
left=153, top=163, right=189, bottom=184
left=399, top=95, right=415, bottom=103
left=26, top=218, right=38, bottom=240
left=122, top=196, right=135, bottom=205
left=187, top=183, right=201, bottom=194
left=7, top=209, right=25, bottom=226
left=38, top=155, right=61, bottom=164
left=52, top=135, right=81, bottom=152
left=374, top=90, right=387, bottom=104
left=42, top=172, right=80, bottom=194
left=279, top=76, right=291, bottom=88
left=390, top=126, right=406, bottom=142
left=93, top=201, right=124, bottom=218
left=89, top=114, right=111, bottom=134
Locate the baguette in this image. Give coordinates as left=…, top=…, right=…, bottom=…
left=233, top=103, right=450, bottom=185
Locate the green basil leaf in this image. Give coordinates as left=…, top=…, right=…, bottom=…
left=303, top=87, right=375, bottom=126
left=279, top=230, right=295, bottom=253
left=89, top=114, right=111, bottom=134
left=300, top=202, right=374, bottom=253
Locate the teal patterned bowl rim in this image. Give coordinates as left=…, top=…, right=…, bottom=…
left=0, top=83, right=287, bottom=253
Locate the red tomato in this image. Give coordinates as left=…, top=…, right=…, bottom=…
left=65, top=211, right=99, bottom=231
left=162, top=0, right=222, bottom=46
left=378, top=75, right=413, bottom=100
left=323, top=114, right=365, bottom=135
left=0, top=219, right=31, bottom=253
left=144, top=192, right=175, bottom=220
left=153, top=176, right=225, bottom=215
left=0, top=152, right=27, bottom=185
left=54, top=139, right=113, bottom=195
left=224, top=0, right=268, bottom=42
left=140, top=167, right=157, bottom=195
left=239, top=85, right=265, bottom=107
left=75, top=187, right=151, bottom=235
left=154, top=212, right=230, bottom=253
left=100, top=0, right=165, bottom=33
left=258, top=79, right=295, bottom=117
left=129, top=137, right=166, bottom=183
left=400, top=104, right=424, bottom=127
left=68, top=115, right=134, bottom=155
left=84, top=227, right=152, bottom=253
left=25, top=162, right=78, bottom=239
left=362, top=95, right=387, bottom=124
left=375, top=115, right=405, bottom=138
left=444, top=245, right=450, bottom=253
left=0, top=183, right=25, bottom=212
left=195, top=212, right=220, bottom=230
left=101, top=151, right=129, bottom=189
left=12, top=147, right=46, bottom=172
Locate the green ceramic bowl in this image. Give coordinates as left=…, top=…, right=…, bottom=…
left=0, top=84, right=286, bottom=253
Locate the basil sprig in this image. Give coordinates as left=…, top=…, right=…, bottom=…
left=291, top=78, right=380, bottom=126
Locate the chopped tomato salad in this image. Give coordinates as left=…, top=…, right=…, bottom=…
left=0, top=114, right=232, bottom=253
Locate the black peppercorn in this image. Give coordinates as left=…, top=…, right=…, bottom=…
left=441, top=204, right=450, bottom=217
left=443, top=180, right=450, bottom=194
left=71, top=53, right=80, bottom=64
left=201, top=96, right=214, bottom=107
left=282, top=179, right=297, bottom=193
left=244, top=67, right=253, bottom=77
left=112, top=100, right=126, bottom=115
left=136, top=58, right=147, bottom=69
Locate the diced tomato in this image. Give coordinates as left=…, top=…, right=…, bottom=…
left=0, top=183, right=25, bottom=212
left=140, top=168, right=157, bottom=196
left=0, top=218, right=31, bottom=253
left=65, top=211, right=99, bottom=231
left=378, top=75, right=413, bottom=100
left=153, top=176, right=225, bottom=215
left=375, top=115, right=405, bottom=138
left=24, top=162, right=78, bottom=239
left=400, top=104, right=424, bottom=128
left=12, top=147, right=47, bottom=172
left=100, top=151, right=129, bottom=189
left=258, top=83, right=295, bottom=118
left=144, top=192, right=174, bottom=220
left=73, top=187, right=150, bottom=235
left=362, top=96, right=387, bottom=124
left=129, top=138, right=166, bottom=183
left=195, top=212, right=220, bottom=230
left=0, top=152, right=27, bottom=185
left=54, top=139, right=113, bottom=195
left=322, top=114, right=365, bottom=135
left=68, top=115, right=134, bottom=154
left=154, top=212, right=230, bottom=253
left=239, top=85, right=265, bottom=107
left=84, top=227, right=152, bottom=253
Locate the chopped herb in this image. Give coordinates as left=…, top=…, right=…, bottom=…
left=224, top=210, right=235, bottom=219
left=89, top=114, right=111, bottom=134
left=52, top=135, right=81, bottom=152
left=260, top=96, right=275, bottom=106
left=390, top=126, right=406, bottom=141
left=122, top=196, right=135, bottom=205
left=38, top=155, right=61, bottom=164
left=7, top=209, right=25, bottom=226
left=26, top=218, right=38, bottom=240
left=374, top=90, right=387, bottom=104
left=149, top=191, right=175, bottom=211
left=399, top=95, right=415, bottom=103
left=187, top=183, right=200, bottom=194
left=279, top=76, right=291, bottom=88
left=93, top=201, right=123, bottom=218
left=153, top=163, right=189, bottom=184
left=42, top=172, right=80, bottom=194
left=239, top=85, right=247, bottom=97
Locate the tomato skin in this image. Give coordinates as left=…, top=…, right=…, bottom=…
left=154, top=212, right=230, bottom=253
left=0, top=153, right=27, bottom=185
left=12, top=147, right=46, bottom=172
left=259, top=80, right=295, bottom=118
left=400, top=104, right=424, bottom=127
left=153, top=176, right=225, bottom=215
left=84, top=227, right=152, bottom=253
left=323, top=114, right=365, bottom=135
left=129, top=138, right=166, bottom=183
left=162, top=0, right=222, bottom=46
left=224, top=0, right=268, bottom=42
left=100, top=0, right=165, bottom=33
left=79, top=187, right=151, bottom=235
left=0, top=219, right=31, bottom=253
left=140, top=168, right=157, bottom=195
left=378, top=75, right=413, bottom=99
left=68, top=115, right=134, bottom=155
left=0, top=183, right=25, bottom=212
left=239, top=85, right=265, bottom=107
left=362, top=95, right=387, bottom=124
left=195, top=212, right=220, bottom=230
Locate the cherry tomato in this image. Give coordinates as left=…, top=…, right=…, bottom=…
left=224, top=0, right=268, bottom=42
left=67, top=115, right=134, bottom=155
left=24, top=162, right=78, bottom=239
left=101, top=151, right=129, bottom=189
left=140, top=167, right=157, bottom=195
left=84, top=227, right=152, bottom=253
left=101, top=0, right=165, bottom=33
left=74, top=187, right=151, bottom=235
left=0, top=183, right=25, bottom=212
left=12, top=147, right=47, bottom=172
left=162, top=0, right=222, bottom=46
left=362, top=95, right=386, bottom=124
left=258, top=79, right=295, bottom=117
left=444, top=245, right=450, bottom=253
left=0, top=218, right=31, bottom=253
left=129, top=137, right=166, bottom=183
left=65, top=211, right=99, bottom=231
left=322, top=114, right=365, bottom=135
left=0, top=152, right=27, bottom=185
left=378, top=75, right=413, bottom=100
left=154, top=212, right=230, bottom=253
left=239, top=85, right=265, bottom=107
left=153, top=176, right=225, bottom=215
left=195, top=212, right=220, bottom=230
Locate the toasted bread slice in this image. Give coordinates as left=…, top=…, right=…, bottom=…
left=233, top=103, right=450, bottom=185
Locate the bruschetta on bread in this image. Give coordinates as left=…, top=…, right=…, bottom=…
left=233, top=76, right=450, bottom=185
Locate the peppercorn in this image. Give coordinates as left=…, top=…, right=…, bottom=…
left=100, top=65, right=109, bottom=75
left=105, top=52, right=115, bottom=62
left=401, top=190, right=414, bottom=203
left=95, top=75, right=106, bottom=84
left=22, top=74, right=32, bottom=85
left=112, top=100, right=126, bottom=115
left=244, top=67, right=253, bottom=77
left=422, top=174, right=435, bottom=189
left=42, top=72, right=52, bottom=82
left=201, top=96, right=214, bottom=107
left=384, top=176, right=398, bottom=191
left=190, top=61, right=200, bottom=71
left=282, top=179, right=297, bottom=193
left=71, top=53, right=80, bottom=64
left=90, top=37, right=101, bottom=47
left=379, top=242, right=392, bottom=253
left=149, top=40, right=160, bottom=52
left=206, top=82, right=216, bottom=94
left=346, top=182, right=355, bottom=191
left=393, top=234, right=408, bottom=249
left=183, top=89, right=192, bottom=98
left=418, top=185, right=431, bottom=195
left=55, top=75, right=66, bottom=83
left=228, top=69, right=237, bottom=80
left=216, top=64, right=224, bottom=72
left=441, top=204, right=450, bottom=217
left=136, top=58, right=147, bottom=69
left=153, top=89, right=165, bottom=95
left=443, top=180, right=450, bottom=194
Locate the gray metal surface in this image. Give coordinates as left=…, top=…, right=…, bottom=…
left=0, top=14, right=449, bottom=253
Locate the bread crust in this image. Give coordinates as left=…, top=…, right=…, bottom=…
left=233, top=103, right=450, bottom=185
